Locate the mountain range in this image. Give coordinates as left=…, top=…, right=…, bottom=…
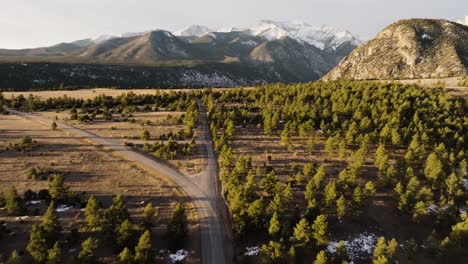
left=0, top=18, right=466, bottom=90
left=0, top=21, right=361, bottom=89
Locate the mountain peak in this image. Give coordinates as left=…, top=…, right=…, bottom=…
left=247, top=20, right=361, bottom=50
left=173, top=25, right=213, bottom=37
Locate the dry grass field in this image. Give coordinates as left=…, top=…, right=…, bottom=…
left=39, top=110, right=206, bottom=176
left=0, top=113, right=200, bottom=263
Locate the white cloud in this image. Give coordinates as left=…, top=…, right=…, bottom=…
left=457, top=15, right=468, bottom=26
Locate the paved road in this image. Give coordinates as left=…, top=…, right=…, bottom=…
left=7, top=109, right=226, bottom=264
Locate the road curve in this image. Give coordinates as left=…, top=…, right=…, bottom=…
left=7, top=109, right=226, bottom=264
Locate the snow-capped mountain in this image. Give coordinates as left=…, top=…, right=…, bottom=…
left=247, top=20, right=361, bottom=50
left=173, top=25, right=213, bottom=37
left=0, top=20, right=363, bottom=87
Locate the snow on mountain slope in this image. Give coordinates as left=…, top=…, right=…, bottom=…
left=247, top=20, right=361, bottom=50
left=173, top=25, right=213, bottom=37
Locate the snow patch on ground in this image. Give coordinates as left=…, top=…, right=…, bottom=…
left=244, top=246, right=260, bottom=256
left=56, top=205, right=74, bottom=212
left=26, top=200, right=43, bottom=205
left=428, top=204, right=438, bottom=213
left=169, top=249, right=189, bottom=263
left=421, top=33, right=433, bottom=40
left=462, top=179, right=468, bottom=191
left=179, top=71, right=239, bottom=87
left=240, top=40, right=259, bottom=46
left=327, top=232, right=378, bottom=261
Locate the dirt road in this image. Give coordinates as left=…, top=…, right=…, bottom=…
left=7, top=109, right=226, bottom=264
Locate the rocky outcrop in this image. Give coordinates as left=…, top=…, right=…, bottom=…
left=322, top=19, right=468, bottom=80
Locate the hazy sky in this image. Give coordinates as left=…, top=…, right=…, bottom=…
left=1, top=0, right=466, bottom=49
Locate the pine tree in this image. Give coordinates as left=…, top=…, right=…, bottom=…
left=141, top=129, right=150, bottom=141
left=312, top=215, right=328, bottom=246
left=104, top=195, right=129, bottom=232
left=373, top=237, right=387, bottom=259
left=26, top=224, right=48, bottom=263
left=225, top=119, right=235, bottom=139
left=268, top=212, right=281, bottom=237
left=412, top=201, right=428, bottom=223
left=260, top=240, right=286, bottom=263
left=324, top=181, right=337, bottom=208
left=269, top=193, right=284, bottom=214
left=167, top=203, right=188, bottom=249
left=291, top=218, right=312, bottom=246
left=117, top=219, right=134, bottom=249
left=303, top=163, right=315, bottom=179
left=424, top=152, right=443, bottom=182
left=373, top=255, right=389, bottom=264
left=41, top=202, right=60, bottom=243
left=375, top=144, right=389, bottom=171
left=46, top=242, right=61, bottom=264
left=135, top=230, right=153, bottom=264
left=3, top=187, right=23, bottom=216
left=386, top=238, right=399, bottom=259
left=247, top=198, right=264, bottom=229
left=119, top=247, right=134, bottom=263
left=78, top=237, right=99, bottom=263
left=363, top=181, right=376, bottom=201
left=336, top=195, right=346, bottom=220
left=142, top=202, right=158, bottom=229
left=49, top=174, right=66, bottom=201
left=313, top=250, right=327, bottom=264
left=84, top=195, right=101, bottom=230
left=352, top=186, right=362, bottom=210
left=6, top=250, right=21, bottom=264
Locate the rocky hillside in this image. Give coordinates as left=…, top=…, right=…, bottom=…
left=322, top=19, right=468, bottom=80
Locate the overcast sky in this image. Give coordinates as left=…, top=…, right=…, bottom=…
left=1, top=0, right=466, bottom=49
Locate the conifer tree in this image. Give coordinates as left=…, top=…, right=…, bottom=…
left=27, top=224, right=48, bottom=263
left=84, top=195, right=101, bottom=230
left=142, top=202, right=158, bottom=229
left=324, top=181, right=337, bottom=208
left=47, top=242, right=61, bottom=264
left=119, top=247, right=134, bottom=263
left=337, top=195, right=346, bottom=220
left=78, top=237, right=99, bottom=263
left=313, top=250, right=327, bottom=264
left=424, top=152, right=443, bottom=182
left=41, top=202, right=60, bottom=243
left=49, top=174, right=66, bottom=202
left=6, top=250, right=21, bottom=264
left=135, top=230, right=153, bottom=264
left=373, top=237, right=387, bottom=260
left=312, top=215, right=328, bottom=246
left=268, top=212, right=281, bottom=237
left=117, top=219, right=134, bottom=249
left=291, top=218, right=312, bottom=246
